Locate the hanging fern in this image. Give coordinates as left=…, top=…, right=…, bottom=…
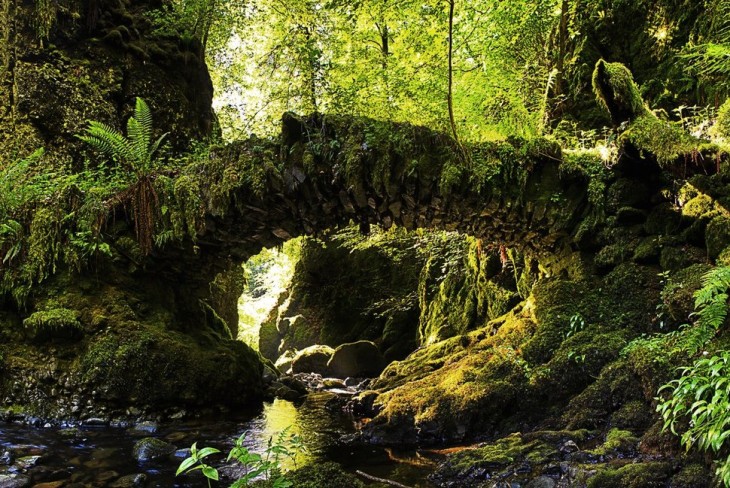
left=77, top=98, right=168, bottom=255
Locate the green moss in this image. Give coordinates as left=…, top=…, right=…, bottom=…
left=592, top=60, right=649, bottom=124
left=595, top=243, right=632, bottom=269
left=633, top=237, right=660, bottom=263
left=719, top=247, right=730, bottom=267
left=532, top=327, right=630, bottom=401
left=645, top=203, right=682, bottom=236
left=371, top=313, right=534, bottom=442
left=586, top=462, right=673, bottom=488
left=610, top=400, right=653, bottom=430
left=172, top=174, right=204, bottom=239
left=669, top=463, right=712, bottom=488
left=438, top=433, right=558, bottom=477
left=561, top=150, right=612, bottom=208
left=705, top=216, right=730, bottom=260
left=418, top=236, right=519, bottom=343
left=279, top=462, right=364, bottom=488
left=681, top=194, right=718, bottom=219
left=590, top=428, right=639, bottom=456
left=622, top=114, right=702, bottom=166
left=79, top=325, right=262, bottom=407
left=715, top=98, right=730, bottom=140
left=23, top=307, right=80, bottom=333
left=660, top=245, right=706, bottom=271
left=661, top=264, right=712, bottom=323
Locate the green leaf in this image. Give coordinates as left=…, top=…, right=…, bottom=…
left=197, top=447, right=221, bottom=459
left=201, top=465, right=219, bottom=480
left=176, top=456, right=199, bottom=476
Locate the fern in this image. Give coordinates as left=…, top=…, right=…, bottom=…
left=657, top=266, right=730, bottom=487
left=77, top=98, right=168, bottom=175
left=685, top=266, right=730, bottom=354
left=77, top=98, right=169, bottom=255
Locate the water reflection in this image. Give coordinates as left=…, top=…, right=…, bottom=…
left=0, top=393, right=439, bottom=487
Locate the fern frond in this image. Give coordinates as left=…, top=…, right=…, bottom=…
left=684, top=266, right=730, bottom=353
left=134, top=97, right=154, bottom=143
left=126, top=117, right=149, bottom=171
left=77, top=121, right=132, bottom=162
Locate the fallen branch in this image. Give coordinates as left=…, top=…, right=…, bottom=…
left=355, top=470, right=414, bottom=488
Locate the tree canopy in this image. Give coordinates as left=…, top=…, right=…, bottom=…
left=143, top=0, right=730, bottom=141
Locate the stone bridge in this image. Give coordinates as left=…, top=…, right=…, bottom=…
left=193, top=114, right=596, bottom=265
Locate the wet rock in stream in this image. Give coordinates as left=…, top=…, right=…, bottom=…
left=0, top=474, right=30, bottom=488
left=132, top=438, right=176, bottom=462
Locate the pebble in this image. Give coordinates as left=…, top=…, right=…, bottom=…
left=128, top=421, right=158, bottom=435
left=83, top=418, right=108, bottom=426
left=0, top=474, right=31, bottom=488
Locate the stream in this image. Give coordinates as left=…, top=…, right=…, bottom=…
left=0, top=392, right=439, bottom=487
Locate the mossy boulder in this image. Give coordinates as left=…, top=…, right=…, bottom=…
left=586, top=461, right=673, bottom=488
left=80, top=326, right=263, bottom=408
left=280, top=462, right=364, bottom=488
left=592, top=60, right=649, bottom=126
left=22, top=307, right=82, bottom=342
left=274, top=350, right=296, bottom=374
left=661, top=264, right=711, bottom=323
left=669, top=463, right=712, bottom=488
left=533, top=327, right=630, bottom=401
left=706, top=215, right=730, bottom=260
left=327, top=341, right=386, bottom=379
left=431, top=433, right=560, bottom=485
left=590, top=428, right=639, bottom=456
left=290, top=345, right=335, bottom=375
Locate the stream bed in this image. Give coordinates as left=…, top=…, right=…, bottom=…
left=0, top=392, right=439, bottom=487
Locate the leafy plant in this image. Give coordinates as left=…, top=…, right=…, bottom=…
left=656, top=266, right=730, bottom=486
left=565, top=313, right=586, bottom=339
left=176, top=442, right=221, bottom=487
left=658, top=351, right=730, bottom=486
left=177, top=428, right=305, bottom=487
left=77, top=97, right=168, bottom=254
left=675, top=266, right=730, bottom=356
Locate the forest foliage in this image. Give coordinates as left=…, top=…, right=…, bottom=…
left=147, top=0, right=730, bottom=142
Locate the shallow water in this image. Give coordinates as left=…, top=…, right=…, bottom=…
left=0, top=392, right=439, bottom=487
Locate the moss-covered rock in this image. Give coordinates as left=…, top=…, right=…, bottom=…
left=706, top=215, right=730, bottom=260
left=0, top=265, right=264, bottom=419
left=80, top=326, right=262, bottom=409
left=279, top=462, right=364, bottom=488
left=290, top=345, right=335, bottom=375
left=592, top=60, right=649, bottom=126
left=661, top=264, right=712, bottom=323
left=669, top=463, right=712, bottom=488
left=22, top=307, right=81, bottom=342
left=327, top=341, right=386, bottom=379
left=431, top=433, right=559, bottom=483
left=586, top=461, right=673, bottom=488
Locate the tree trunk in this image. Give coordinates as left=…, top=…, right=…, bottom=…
left=447, top=0, right=460, bottom=147
left=555, top=0, right=570, bottom=98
